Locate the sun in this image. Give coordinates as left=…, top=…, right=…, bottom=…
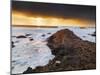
left=35, top=17, right=44, bottom=26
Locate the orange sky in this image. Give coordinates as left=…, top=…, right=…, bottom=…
left=12, top=11, right=95, bottom=27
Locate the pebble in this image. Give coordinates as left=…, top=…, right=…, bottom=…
left=55, top=60, right=61, bottom=64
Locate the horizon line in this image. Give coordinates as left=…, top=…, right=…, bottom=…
left=12, top=25, right=95, bottom=28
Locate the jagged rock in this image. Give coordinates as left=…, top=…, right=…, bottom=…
left=30, top=38, right=34, bottom=41
left=47, top=29, right=82, bottom=49
left=41, top=34, right=45, bottom=37
left=91, top=31, right=96, bottom=36
left=23, top=29, right=96, bottom=74
left=12, top=36, right=16, bottom=37
left=47, top=32, right=51, bottom=34
left=25, top=33, right=32, bottom=36
left=16, top=35, right=27, bottom=38
left=29, top=37, right=34, bottom=41
left=23, top=67, right=33, bottom=74
left=83, top=36, right=86, bottom=37
left=12, top=41, right=15, bottom=48
left=14, top=40, right=19, bottom=43
left=47, top=29, right=96, bottom=70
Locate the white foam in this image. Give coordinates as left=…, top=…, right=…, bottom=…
left=12, top=40, right=55, bottom=74
left=12, top=27, right=95, bottom=74
left=67, top=27, right=95, bottom=42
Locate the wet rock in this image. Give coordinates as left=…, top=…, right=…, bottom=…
left=47, top=32, right=51, bottom=34
left=23, top=29, right=96, bottom=74
left=16, top=35, right=27, bottom=38
left=28, top=37, right=34, bottom=41
left=12, top=41, right=15, bottom=48
left=32, top=66, right=49, bottom=73
left=23, top=67, right=33, bottom=74
left=47, top=29, right=82, bottom=49
left=12, top=36, right=16, bottom=38
left=47, top=29, right=96, bottom=70
left=12, top=41, right=14, bottom=44
left=91, top=31, right=96, bottom=36
left=83, top=36, right=86, bottom=37
left=41, top=34, right=45, bottom=37
left=11, top=74, right=17, bottom=75
left=29, top=38, right=34, bottom=41
left=14, top=41, right=19, bottom=43
left=88, top=31, right=96, bottom=37
left=25, top=33, right=31, bottom=36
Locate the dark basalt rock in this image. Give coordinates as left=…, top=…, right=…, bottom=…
left=41, top=34, right=45, bottom=37
left=12, top=36, right=16, bottom=38
left=16, top=35, right=27, bottom=38
left=29, top=38, right=34, bottom=41
left=25, top=33, right=32, bottom=36
left=47, top=32, right=51, bottom=34
left=88, top=31, right=96, bottom=37
left=12, top=41, right=15, bottom=48
left=12, top=41, right=14, bottom=45
left=83, top=36, right=86, bottom=37
left=91, top=31, right=96, bottom=36
left=14, top=41, right=19, bottom=43
left=23, top=67, right=33, bottom=74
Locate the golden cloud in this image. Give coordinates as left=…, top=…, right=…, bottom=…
left=12, top=11, right=95, bottom=27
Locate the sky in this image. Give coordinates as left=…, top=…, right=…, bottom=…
left=12, top=0, right=96, bottom=27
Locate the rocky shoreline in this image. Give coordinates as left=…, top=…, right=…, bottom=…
left=22, top=29, right=96, bottom=74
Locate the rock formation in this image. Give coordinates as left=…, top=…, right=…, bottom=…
left=23, top=29, right=96, bottom=73
left=47, top=29, right=96, bottom=70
